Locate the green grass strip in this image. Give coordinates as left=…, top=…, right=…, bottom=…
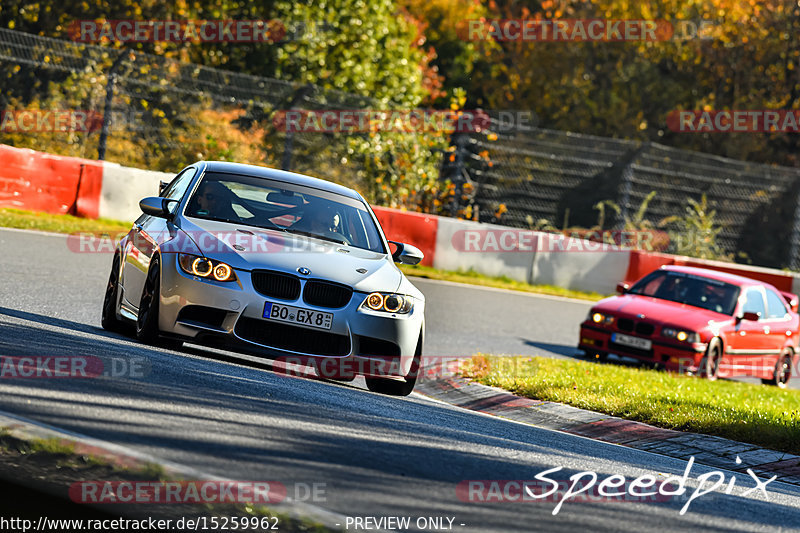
left=0, top=208, right=131, bottom=234
left=463, top=354, right=800, bottom=454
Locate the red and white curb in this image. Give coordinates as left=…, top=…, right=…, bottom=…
left=415, top=370, right=800, bottom=486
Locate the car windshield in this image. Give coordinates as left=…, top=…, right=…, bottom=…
left=184, top=171, right=386, bottom=253
left=628, top=270, right=740, bottom=315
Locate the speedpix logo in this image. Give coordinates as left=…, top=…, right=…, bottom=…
left=458, top=457, right=776, bottom=516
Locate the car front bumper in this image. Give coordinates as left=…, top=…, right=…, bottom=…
left=579, top=322, right=707, bottom=372
left=157, top=253, right=424, bottom=378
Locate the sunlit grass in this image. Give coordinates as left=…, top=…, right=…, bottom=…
left=0, top=208, right=130, bottom=234
left=463, top=354, right=800, bottom=454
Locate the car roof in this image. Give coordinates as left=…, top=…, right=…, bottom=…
left=198, top=161, right=363, bottom=201
left=660, top=265, right=767, bottom=288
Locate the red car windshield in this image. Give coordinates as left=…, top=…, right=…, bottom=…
left=628, top=271, right=740, bottom=315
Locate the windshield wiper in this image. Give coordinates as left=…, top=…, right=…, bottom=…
left=285, top=229, right=347, bottom=245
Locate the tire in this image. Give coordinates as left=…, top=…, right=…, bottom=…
left=701, top=338, right=723, bottom=381
left=101, top=254, right=125, bottom=332
left=365, top=334, right=422, bottom=397
left=763, top=350, right=792, bottom=389
left=136, top=256, right=162, bottom=344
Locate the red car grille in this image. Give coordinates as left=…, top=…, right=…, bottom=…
left=617, top=318, right=655, bottom=336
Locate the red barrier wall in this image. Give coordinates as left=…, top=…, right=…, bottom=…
left=625, top=250, right=795, bottom=291
left=0, top=145, right=103, bottom=219
left=372, top=206, right=437, bottom=266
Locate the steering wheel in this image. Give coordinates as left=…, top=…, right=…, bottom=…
left=322, top=230, right=351, bottom=245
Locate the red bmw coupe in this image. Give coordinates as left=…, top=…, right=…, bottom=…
left=579, top=265, right=800, bottom=387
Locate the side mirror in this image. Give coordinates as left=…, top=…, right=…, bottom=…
left=780, top=291, right=799, bottom=313
left=616, top=282, right=630, bottom=294
left=388, top=241, right=424, bottom=265
left=139, top=197, right=176, bottom=219
left=740, top=311, right=761, bottom=322
left=158, top=180, right=170, bottom=196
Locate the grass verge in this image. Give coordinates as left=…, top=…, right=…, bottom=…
left=462, top=354, right=800, bottom=454
left=0, top=208, right=131, bottom=234
left=0, top=207, right=607, bottom=301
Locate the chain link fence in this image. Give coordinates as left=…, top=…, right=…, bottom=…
left=2, top=27, right=800, bottom=269
left=0, top=27, right=389, bottom=193
left=461, top=121, right=800, bottom=270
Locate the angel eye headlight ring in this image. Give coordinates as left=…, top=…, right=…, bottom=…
left=192, top=258, right=213, bottom=277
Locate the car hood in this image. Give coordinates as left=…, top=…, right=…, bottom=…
left=593, top=294, right=732, bottom=329
left=175, top=218, right=405, bottom=293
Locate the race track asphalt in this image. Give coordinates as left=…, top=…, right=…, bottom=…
left=1, top=228, right=799, bottom=532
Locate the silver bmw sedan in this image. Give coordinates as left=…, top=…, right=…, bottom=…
left=101, top=161, right=426, bottom=396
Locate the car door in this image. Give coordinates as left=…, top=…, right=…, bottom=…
left=760, top=288, right=793, bottom=378
left=122, top=167, right=197, bottom=309
left=726, top=287, right=770, bottom=377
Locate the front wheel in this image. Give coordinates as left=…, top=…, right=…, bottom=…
left=101, top=254, right=125, bottom=332
left=136, top=257, right=162, bottom=344
left=701, top=338, right=723, bottom=381
left=762, top=350, right=792, bottom=389
left=365, top=335, right=422, bottom=397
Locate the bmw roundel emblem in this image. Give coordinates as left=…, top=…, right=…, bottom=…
left=297, top=267, right=311, bottom=275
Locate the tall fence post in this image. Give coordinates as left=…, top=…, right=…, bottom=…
left=98, top=51, right=132, bottom=161
left=615, top=143, right=647, bottom=229
left=280, top=85, right=313, bottom=171
left=449, top=133, right=468, bottom=217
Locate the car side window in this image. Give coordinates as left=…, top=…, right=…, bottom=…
left=765, top=289, right=789, bottom=319
left=742, top=288, right=766, bottom=318
left=162, top=167, right=197, bottom=214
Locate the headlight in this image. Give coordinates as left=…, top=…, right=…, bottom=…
left=589, top=311, right=614, bottom=326
left=178, top=254, right=237, bottom=282
left=662, top=327, right=699, bottom=343
left=362, top=292, right=413, bottom=314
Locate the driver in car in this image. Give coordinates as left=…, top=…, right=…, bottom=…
left=191, top=181, right=240, bottom=222
left=298, top=206, right=347, bottom=244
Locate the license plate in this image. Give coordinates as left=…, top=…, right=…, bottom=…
left=611, top=333, right=652, bottom=350
left=263, top=302, right=333, bottom=330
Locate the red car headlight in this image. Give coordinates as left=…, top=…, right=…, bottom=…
left=588, top=311, right=614, bottom=326
left=662, top=327, right=700, bottom=343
